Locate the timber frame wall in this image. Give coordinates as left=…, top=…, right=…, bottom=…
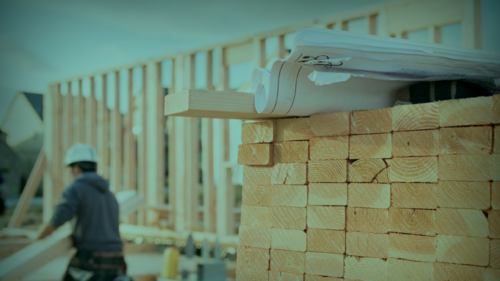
left=41, top=0, right=480, bottom=235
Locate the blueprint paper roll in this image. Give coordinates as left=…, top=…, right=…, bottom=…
left=253, top=60, right=408, bottom=116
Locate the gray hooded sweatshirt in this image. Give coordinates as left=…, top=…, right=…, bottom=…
left=51, top=172, right=123, bottom=252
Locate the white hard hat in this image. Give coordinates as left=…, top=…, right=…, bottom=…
left=64, top=143, right=100, bottom=165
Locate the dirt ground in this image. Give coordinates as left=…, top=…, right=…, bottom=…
left=0, top=206, right=44, bottom=230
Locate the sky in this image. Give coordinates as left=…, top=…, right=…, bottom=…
left=1, top=0, right=500, bottom=125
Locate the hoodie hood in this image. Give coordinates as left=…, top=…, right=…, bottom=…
left=75, top=172, right=109, bottom=193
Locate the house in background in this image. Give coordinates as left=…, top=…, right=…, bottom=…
left=0, top=130, right=22, bottom=198
left=0, top=92, right=44, bottom=197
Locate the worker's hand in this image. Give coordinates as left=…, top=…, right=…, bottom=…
left=36, top=222, right=56, bottom=240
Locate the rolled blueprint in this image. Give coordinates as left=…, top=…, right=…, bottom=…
left=254, top=59, right=409, bottom=116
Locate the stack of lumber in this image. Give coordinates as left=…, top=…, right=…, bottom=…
left=236, top=95, right=500, bottom=281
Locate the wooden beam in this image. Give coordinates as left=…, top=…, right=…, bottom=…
left=44, top=84, right=61, bottom=222
left=98, top=74, right=110, bottom=179
left=77, top=79, right=85, bottom=143
left=8, top=150, right=46, bottom=228
left=224, top=42, right=253, bottom=65
left=253, top=38, right=266, bottom=68
left=0, top=239, right=31, bottom=260
left=341, top=21, right=348, bottom=31
left=173, top=55, right=186, bottom=232
left=63, top=82, right=74, bottom=189
left=111, top=71, right=123, bottom=193
left=185, top=54, right=200, bottom=231
left=278, top=35, right=287, bottom=60
left=0, top=224, right=73, bottom=281
left=119, top=224, right=239, bottom=248
left=125, top=68, right=137, bottom=224
left=202, top=50, right=216, bottom=233
left=116, top=190, right=145, bottom=218
left=145, top=61, right=165, bottom=225
left=0, top=193, right=144, bottom=281
left=86, top=77, right=97, bottom=148
left=429, top=25, right=442, bottom=44
left=386, top=0, right=465, bottom=37
left=368, top=14, right=377, bottom=35
left=216, top=47, right=234, bottom=235
left=167, top=60, right=176, bottom=229
left=462, top=0, right=481, bottom=49
left=164, top=89, right=287, bottom=120
left=138, top=65, right=148, bottom=225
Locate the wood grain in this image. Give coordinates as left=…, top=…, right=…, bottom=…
left=243, top=166, right=273, bottom=186
left=389, top=208, right=435, bottom=236
left=490, top=210, right=500, bottom=238
left=308, top=183, right=347, bottom=206
left=348, top=183, right=390, bottom=208
left=238, top=144, right=273, bottom=166
left=434, top=262, right=484, bottom=281
left=493, top=182, right=500, bottom=210
left=236, top=267, right=269, bottom=281
left=164, top=89, right=286, bottom=120
left=271, top=228, right=307, bottom=252
left=241, top=205, right=272, bottom=228
left=491, top=239, right=500, bottom=269
left=387, top=258, right=434, bottom=281
left=271, top=163, right=307, bottom=185
left=392, top=130, right=439, bottom=157
left=436, top=235, right=489, bottom=266
left=486, top=268, right=500, bottom=281
left=305, top=275, right=343, bottom=281
left=391, top=183, right=437, bottom=209
left=436, top=208, right=488, bottom=237
left=349, top=133, right=392, bottom=159
left=273, top=141, right=309, bottom=163
left=440, top=96, right=493, bottom=127
left=237, top=246, right=270, bottom=270
left=307, top=229, right=345, bottom=254
left=272, top=185, right=308, bottom=207
left=310, top=111, right=350, bottom=137
left=307, top=206, right=345, bottom=230
left=494, top=154, right=500, bottom=181
left=350, top=107, right=392, bottom=135
left=389, top=233, right=436, bottom=262
left=439, top=155, right=491, bottom=181
left=272, top=207, right=306, bottom=230
left=392, top=102, right=439, bottom=131
left=348, top=159, right=389, bottom=183
left=346, top=207, right=389, bottom=234
left=239, top=226, right=271, bottom=249
left=270, top=249, right=305, bottom=275
left=439, top=126, right=492, bottom=155
left=305, top=252, right=344, bottom=277
left=344, top=256, right=387, bottom=281
left=346, top=232, right=389, bottom=258
left=276, top=118, right=310, bottom=142
left=308, top=160, right=347, bottom=183
left=309, top=137, right=348, bottom=160
left=495, top=126, right=500, bottom=153
left=437, top=181, right=490, bottom=209
left=494, top=94, right=500, bottom=124
left=389, top=157, right=438, bottom=182
left=242, top=121, right=275, bottom=144
left=242, top=185, right=272, bottom=206
left=269, top=271, right=303, bottom=281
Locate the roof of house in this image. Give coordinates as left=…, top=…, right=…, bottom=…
left=23, top=93, right=43, bottom=120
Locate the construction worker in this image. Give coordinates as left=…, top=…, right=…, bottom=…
left=38, top=143, right=128, bottom=281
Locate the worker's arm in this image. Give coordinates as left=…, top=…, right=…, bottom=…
left=38, top=185, right=79, bottom=240
left=37, top=222, right=57, bottom=240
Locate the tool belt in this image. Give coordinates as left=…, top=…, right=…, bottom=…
left=69, top=250, right=126, bottom=272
